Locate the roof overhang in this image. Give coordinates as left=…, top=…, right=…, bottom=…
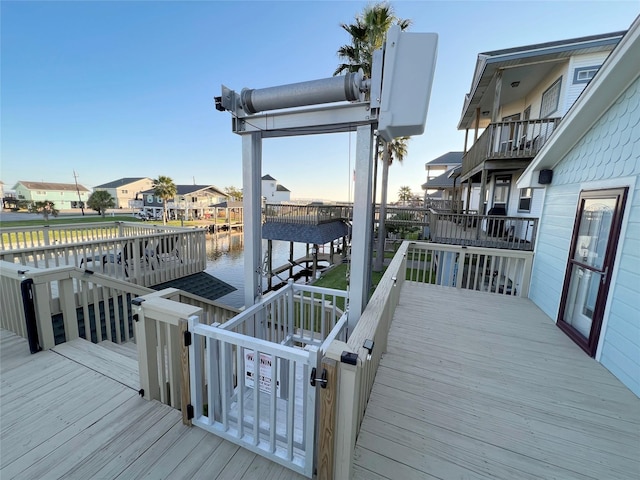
left=517, top=18, right=640, bottom=188
left=458, top=31, right=626, bottom=130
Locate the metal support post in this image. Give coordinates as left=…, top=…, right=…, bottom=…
left=243, top=132, right=263, bottom=334
left=348, top=124, right=375, bottom=329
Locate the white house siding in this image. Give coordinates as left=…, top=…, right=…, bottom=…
left=526, top=62, right=569, bottom=119
left=564, top=52, right=611, bottom=114
left=530, top=75, right=640, bottom=395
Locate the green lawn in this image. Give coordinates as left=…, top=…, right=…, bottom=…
left=0, top=215, right=143, bottom=228
left=313, top=263, right=387, bottom=297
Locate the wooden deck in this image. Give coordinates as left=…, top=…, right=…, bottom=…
left=0, top=330, right=306, bottom=480
left=353, top=283, right=640, bottom=479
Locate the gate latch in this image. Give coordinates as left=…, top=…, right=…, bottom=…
left=310, top=367, right=328, bottom=388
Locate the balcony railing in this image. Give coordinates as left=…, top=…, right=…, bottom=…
left=263, top=204, right=352, bottom=225
left=462, top=117, right=561, bottom=178
left=429, top=211, right=537, bottom=251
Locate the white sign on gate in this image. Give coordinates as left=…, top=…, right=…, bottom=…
left=244, top=350, right=280, bottom=396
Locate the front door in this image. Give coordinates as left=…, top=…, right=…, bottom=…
left=558, top=188, right=628, bottom=356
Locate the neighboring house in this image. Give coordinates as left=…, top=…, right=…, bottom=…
left=458, top=30, right=625, bottom=221
left=140, top=185, right=228, bottom=219
left=0, top=182, right=4, bottom=212
left=517, top=17, right=640, bottom=396
left=12, top=181, right=90, bottom=210
left=93, top=177, right=154, bottom=209
left=262, top=174, right=291, bottom=203
left=421, top=152, right=470, bottom=209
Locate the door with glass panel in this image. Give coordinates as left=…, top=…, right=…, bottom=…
left=558, top=188, right=627, bottom=356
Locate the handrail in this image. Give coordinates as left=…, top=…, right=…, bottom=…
left=0, top=221, right=199, bottom=250
left=0, top=229, right=207, bottom=288
left=318, top=241, right=409, bottom=479
left=428, top=211, right=538, bottom=251
left=462, top=117, right=561, bottom=178
left=0, top=261, right=153, bottom=350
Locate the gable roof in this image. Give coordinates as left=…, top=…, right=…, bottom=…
left=422, top=167, right=460, bottom=190
left=14, top=181, right=90, bottom=192
left=518, top=16, right=640, bottom=187
left=276, top=184, right=290, bottom=192
left=425, top=152, right=463, bottom=167
left=94, top=177, right=151, bottom=188
left=262, top=174, right=276, bottom=181
left=459, top=30, right=625, bottom=130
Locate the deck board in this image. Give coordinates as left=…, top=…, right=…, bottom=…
left=0, top=331, right=306, bottom=480
left=353, top=283, right=640, bottom=480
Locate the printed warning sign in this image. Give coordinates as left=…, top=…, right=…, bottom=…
left=244, top=350, right=280, bottom=395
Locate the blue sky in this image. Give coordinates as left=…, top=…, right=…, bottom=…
left=2, top=1, right=638, bottom=202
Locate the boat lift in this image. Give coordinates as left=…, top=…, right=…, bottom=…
left=216, top=25, right=438, bottom=330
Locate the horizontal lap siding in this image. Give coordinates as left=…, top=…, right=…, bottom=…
left=530, top=76, right=640, bottom=396
left=530, top=184, right=576, bottom=319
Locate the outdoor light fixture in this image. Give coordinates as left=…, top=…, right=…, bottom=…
left=511, top=81, right=520, bottom=88
left=482, top=110, right=490, bottom=116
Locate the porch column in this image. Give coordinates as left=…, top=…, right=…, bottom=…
left=349, top=124, right=375, bottom=329
left=465, top=180, right=472, bottom=216
left=491, top=70, right=503, bottom=124
left=242, top=132, right=262, bottom=317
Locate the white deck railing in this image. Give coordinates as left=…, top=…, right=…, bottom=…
left=0, top=221, right=188, bottom=250
left=0, top=228, right=207, bottom=288
left=406, top=241, right=533, bottom=297
left=0, top=261, right=152, bottom=350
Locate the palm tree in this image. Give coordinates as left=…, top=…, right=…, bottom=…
left=375, top=136, right=409, bottom=270
left=335, top=2, right=412, bottom=272
left=153, top=175, right=177, bottom=225
left=398, top=185, right=413, bottom=205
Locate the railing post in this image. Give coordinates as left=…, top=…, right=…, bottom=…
left=317, top=356, right=338, bottom=480
left=43, top=225, right=51, bottom=246
left=58, top=276, right=79, bottom=342
left=327, top=344, right=361, bottom=480
left=133, top=301, right=160, bottom=401
left=32, top=281, right=55, bottom=350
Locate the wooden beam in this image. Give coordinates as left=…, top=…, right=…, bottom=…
left=317, top=357, right=338, bottom=480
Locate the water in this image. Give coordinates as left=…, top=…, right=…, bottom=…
left=204, top=233, right=308, bottom=309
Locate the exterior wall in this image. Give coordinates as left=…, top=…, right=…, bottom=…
left=95, top=178, right=153, bottom=208
left=272, top=190, right=291, bottom=203
left=14, top=183, right=90, bottom=210
left=262, top=179, right=277, bottom=200
left=530, top=76, right=640, bottom=396
left=564, top=52, right=612, bottom=114
left=529, top=62, right=569, bottom=119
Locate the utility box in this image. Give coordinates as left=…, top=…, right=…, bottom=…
left=378, top=26, right=438, bottom=142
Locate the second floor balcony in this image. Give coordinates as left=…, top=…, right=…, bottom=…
left=462, top=117, right=561, bottom=180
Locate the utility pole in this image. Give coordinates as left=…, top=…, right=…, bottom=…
left=73, top=170, right=85, bottom=216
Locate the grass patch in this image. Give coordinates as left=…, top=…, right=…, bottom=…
left=313, top=263, right=388, bottom=301
left=0, top=215, right=143, bottom=228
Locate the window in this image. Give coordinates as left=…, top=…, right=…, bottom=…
left=121, top=189, right=128, bottom=194
left=573, top=66, right=599, bottom=84
left=540, top=77, right=562, bottom=118
left=518, top=188, right=532, bottom=213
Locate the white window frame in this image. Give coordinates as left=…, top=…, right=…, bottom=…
left=573, top=66, right=599, bottom=84
left=518, top=188, right=533, bottom=213
left=540, top=77, right=562, bottom=118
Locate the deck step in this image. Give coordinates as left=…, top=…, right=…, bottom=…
left=98, top=340, right=138, bottom=361
left=52, top=338, right=139, bottom=390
